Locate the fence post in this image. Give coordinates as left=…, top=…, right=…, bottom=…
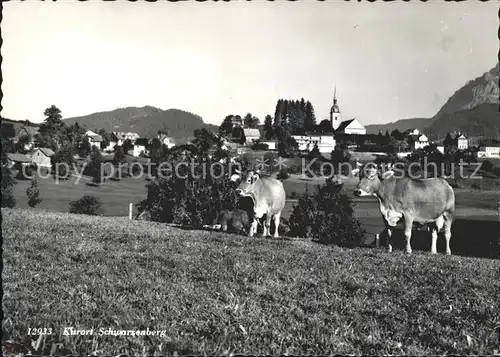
left=498, top=201, right=500, bottom=222
left=129, top=203, right=133, bottom=220
left=375, top=233, right=380, bottom=248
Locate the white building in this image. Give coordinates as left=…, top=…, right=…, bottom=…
left=408, top=134, right=429, bottom=150
left=292, top=134, right=336, bottom=153
left=112, top=132, right=140, bottom=145
left=243, top=128, right=261, bottom=144
left=456, top=134, right=469, bottom=150
left=477, top=145, right=500, bottom=158
left=334, top=118, right=367, bottom=135
left=85, top=130, right=103, bottom=149
left=158, top=134, right=176, bottom=149
left=133, top=138, right=149, bottom=157
left=260, top=141, right=277, bottom=150
left=31, top=147, right=55, bottom=168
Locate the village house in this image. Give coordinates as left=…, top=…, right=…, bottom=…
left=407, top=133, right=430, bottom=150
left=85, top=130, right=103, bottom=149
left=477, top=144, right=500, bottom=158
left=334, top=118, right=367, bottom=135
left=260, top=140, right=277, bottom=150
left=133, top=138, right=149, bottom=157
left=158, top=134, right=176, bottom=149
left=292, top=133, right=336, bottom=154
left=111, top=132, right=140, bottom=146
left=243, top=128, right=261, bottom=144
left=31, top=147, right=55, bottom=168
left=443, top=132, right=469, bottom=152
left=12, top=126, right=39, bottom=151
left=6, top=153, right=32, bottom=171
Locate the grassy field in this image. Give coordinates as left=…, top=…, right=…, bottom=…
left=2, top=208, right=499, bottom=355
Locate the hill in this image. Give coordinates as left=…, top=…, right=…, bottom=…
left=365, top=117, right=431, bottom=135
left=1, top=117, right=39, bottom=138
left=63, top=106, right=218, bottom=144
left=365, top=63, right=500, bottom=137
left=3, top=208, right=499, bottom=355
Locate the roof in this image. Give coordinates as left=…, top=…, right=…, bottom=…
left=7, top=153, right=32, bottom=163
left=243, top=128, right=260, bottom=137
left=335, top=119, right=355, bottom=133
left=14, top=126, right=39, bottom=140
left=36, top=148, right=55, bottom=157
left=87, top=134, right=103, bottom=142
left=134, top=138, right=149, bottom=146
left=112, top=132, right=140, bottom=140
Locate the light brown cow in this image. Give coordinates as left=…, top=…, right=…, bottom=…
left=354, top=163, right=455, bottom=255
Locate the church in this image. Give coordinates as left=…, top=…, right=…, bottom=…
left=329, top=86, right=366, bottom=135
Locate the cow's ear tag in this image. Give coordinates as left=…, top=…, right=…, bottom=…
left=230, top=174, right=240, bottom=182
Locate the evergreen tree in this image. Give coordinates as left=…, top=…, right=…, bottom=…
left=26, top=178, right=42, bottom=207
left=304, top=101, right=317, bottom=131
left=219, top=115, right=234, bottom=136
left=1, top=138, right=16, bottom=208
left=37, top=105, right=65, bottom=150
left=89, top=147, right=104, bottom=185
left=264, top=115, right=274, bottom=140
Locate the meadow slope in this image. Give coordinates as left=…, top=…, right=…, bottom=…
left=2, top=209, right=500, bottom=356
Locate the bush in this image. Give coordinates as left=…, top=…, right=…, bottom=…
left=481, top=160, right=494, bottom=173
left=288, top=178, right=365, bottom=246
left=251, top=142, right=269, bottom=151
left=26, top=178, right=42, bottom=208
left=139, top=152, right=240, bottom=228
left=277, top=167, right=289, bottom=181
left=69, top=195, right=103, bottom=216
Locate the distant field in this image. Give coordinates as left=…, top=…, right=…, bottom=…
left=3, top=209, right=499, bottom=355
left=10, top=169, right=500, bottom=254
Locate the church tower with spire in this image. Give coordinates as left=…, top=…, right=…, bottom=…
left=330, top=84, right=341, bottom=130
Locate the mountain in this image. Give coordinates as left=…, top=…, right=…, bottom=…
left=365, top=117, right=431, bottom=135
left=365, top=63, right=499, bottom=137
left=63, top=106, right=218, bottom=144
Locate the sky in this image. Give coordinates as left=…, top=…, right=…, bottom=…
left=2, top=1, right=498, bottom=127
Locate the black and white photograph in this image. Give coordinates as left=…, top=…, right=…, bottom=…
left=1, top=0, right=499, bottom=355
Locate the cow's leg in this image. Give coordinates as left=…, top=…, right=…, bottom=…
left=386, top=226, right=393, bottom=253
left=443, top=215, right=453, bottom=255
left=273, top=212, right=281, bottom=238
left=430, top=228, right=438, bottom=254
left=403, top=216, right=414, bottom=254
left=248, top=219, right=258, bottom=237
left=263, top=214, right=272, bottom=237
left=383, top=218, right=393, bottom=253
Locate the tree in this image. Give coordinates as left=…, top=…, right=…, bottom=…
left=244, top=113, right=260, bottom=129
left=122, top=139, right=133, bottom=154
left=77, top=138, right=92, bottom=158
left=318, top=119, right=334, bottom=133
left=98, top=129, right=110, bottom=150
left=37, top=105, right=65, bottom=150
left=219, top=115, right=234, bottom=137
left=240, top=130, right=246, bottom=145
left=113, top=146, right=126, bottom=165
left=264, top=115, right=274, bottom=140
left=1, top=138, right=16, bottom=208
left=304, top=100, right=317, bottom=131
left=51, top=143, right=74, bottom=179
left=88, top=147, right=104, bottom=184
left=288, top=178, right=365, bottom=246
left=69, top=195, right=103, bottom=215
left=26, top=178, right=42, bottom=207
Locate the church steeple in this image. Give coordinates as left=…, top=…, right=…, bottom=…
left=330, top=83, right=341, bottom=130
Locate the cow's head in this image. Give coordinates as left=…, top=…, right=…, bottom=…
left=234, top=170, right=260, bottom=197
left=353, top=163, right=394, bottom=197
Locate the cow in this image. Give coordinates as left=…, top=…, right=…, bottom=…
left=213, top=209, right=250, bottom=235
left=353, top=163, right=455, bottom=255
left=231, top=170, right=286, bottom=238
